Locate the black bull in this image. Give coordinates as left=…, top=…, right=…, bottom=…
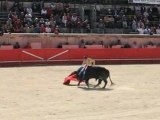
left=76, top=66, right=114, bottom=88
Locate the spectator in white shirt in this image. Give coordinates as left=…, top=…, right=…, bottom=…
left=41, top=8, right=47, bottom=18
left=137, top=26, right=145, bottom=34
left=156, top=26, right=160, bottom=34
left=26, top=7, right=32, bottom=15
left=45, top=25, right=51, bottom=33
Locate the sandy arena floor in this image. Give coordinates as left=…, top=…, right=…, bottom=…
left=0, top=64, right=160, bottom=120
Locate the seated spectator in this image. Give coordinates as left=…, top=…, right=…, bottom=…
left=45, top=25, right=51, bottom=33
left=131, top=41, right=139, bottom=48
left=39, top=18, right=45, bottom=25
left=40, top=24, right=45, bottom=33
left=45, top=19, right=51, bottom=26
left=111, top=39, right=123, bottom=48
left=144, top=26, right=151, bottom=34
left=150, top=26, right=156, bottom=35
left=29, top=25, right=35, bottom=33
left=145, top=41, right=157, bottom=48
left=14, top=42, right=20, bottom=49
left=23, top=24, right=30, bottom=33
left=24, top=42, right=31, bottom=49
left=156, top=26, right=160, bottom=34
left=131, top=20, right=137, bottom=32
left=53, top=25, right=60, bottom=34
left=79, top=39, right=86, bottom=48
left=157, top=43, right=160, bottom=47
left=57, top=42, right=62, bottom=48
left=34, top=24, right=40, bottom=33
left=123, top=43, right=131, bottom=48
left=137, top=26, right=145, bottom=34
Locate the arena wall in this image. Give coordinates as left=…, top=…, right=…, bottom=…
left=1, top=33, right=160, bottom=48
left=0, top=33, right=160, bottom=66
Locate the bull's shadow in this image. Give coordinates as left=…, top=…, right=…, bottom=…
left=65, top=84, right=113, bottom=91
left=78, top=86, right=113, bottom=91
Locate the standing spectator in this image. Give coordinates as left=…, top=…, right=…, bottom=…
left=32, top=2, right=40, bottom=12
left=19, top=12, right=25, bottom=24
left=132, top=20, right=137, bottom=32
left=24, top=12, right=32, bottom=25
left=122, top=19, right=128, bottom=29
left=62, top=13, right=68, bottom=27
left=41, top=8, right=47, bottom=18
left=26, top=7, right=32, bottom=15
left=137, top=20, right=144, bottom=29
left=5, top=18, right=13, bottom=32
left=46, top=6, right=53, bottom=19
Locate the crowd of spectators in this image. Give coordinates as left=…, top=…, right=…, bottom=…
left=56, top=38, right=160, bottom=49
left=1, top=1, right=91, bottom=34
left=1, top=1, right=160, bottom=35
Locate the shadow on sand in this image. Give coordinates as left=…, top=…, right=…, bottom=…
left=63, top=83, right=114, bottom=91
left=78, top=86, right=113, bottom=91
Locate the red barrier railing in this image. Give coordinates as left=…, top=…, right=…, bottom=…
left=0, top=48, right=160, bottom=65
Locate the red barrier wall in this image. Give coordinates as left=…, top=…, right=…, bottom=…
left=0, top=48, right=160, bottom=66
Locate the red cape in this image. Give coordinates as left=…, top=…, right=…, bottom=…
left=63, top=74, right=78, bottom=85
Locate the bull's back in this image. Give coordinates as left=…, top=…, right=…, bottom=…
left=85, top=66, right=109, bottom=79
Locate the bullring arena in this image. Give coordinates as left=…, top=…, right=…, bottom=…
left=1, top=64, right=160, bottom=120
left=1, top=0, right=160, bottom=119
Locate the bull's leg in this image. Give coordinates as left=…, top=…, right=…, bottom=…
left=102, top=79, right=108, bottom=89
left=94, top=79, right=102, bottom=88
left=77, top=80, right=82, bottom=86
left=85, top=79, right=90, bottom=88
left=108, top=73, right=114, bottom=85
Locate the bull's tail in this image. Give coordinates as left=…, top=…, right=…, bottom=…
left=108, top=72, right=114, bottom=86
